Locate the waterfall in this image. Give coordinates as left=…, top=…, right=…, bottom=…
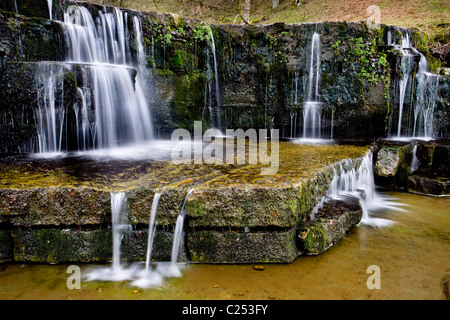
left=396, top=32, right=414, bottom=138
left=35, top=4, right=153, bottom=153
left=47, top=0, right=52, bottom=20
left=111, top=192, right=131, bottom=273
left=303, top=32, right=321, bottom=139
left=413, top=54, right=440, bottom=138
left=86, top=189, right=194, bottom=287
left=411, top=144, right=419, bottom=173
left=296, top=32, right=332, bottom=143
left=389, top=28, right=441, bottom=140
left=145, top=193, right=161, bottom=272
left=159, top=188, right=194, bottom=278
left=86, top=192, right=133, bottom=282
left=209, top=29, right=221, bottom=129
left=315, top=153, right=404, bottom=227
left=34, top=63, right=67, bottom=154
left=129, top=192, right=164, bottom=288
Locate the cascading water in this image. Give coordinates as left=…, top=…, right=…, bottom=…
left=413, top=54, right=440, bottom=138
left=145, top=193, right=161, bottom=272
left=411, top=144, right=419, bottom=173
left=130, top=192, right=164, bottom=288
left=396, top=32, right=414, bottom=138
left=295, top=32, right=332, bottom=143
left=86, top=192, right=133, bottom=281
left=34, top=63, right=67, bottom=154
left=315, top=152, right=404, bottom=227
left=389, top=28, right=441, bottom=140
left=209, top=29, right=222, bottom=129
left=34, top=4, right=153, bottom=154
left=110, top=192, right=131, bottom=273
left=86, top=189, right=194, bottom=288
left=303, top=32, right=321, bottom=140
left=158, top=188, right=194, bottom=278
left=47, top=0, right=52, bottom=20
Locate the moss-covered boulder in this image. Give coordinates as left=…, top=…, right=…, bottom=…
left=374, top=142, right=413, bottom=189
left=298, top=198, right=363, bottom=255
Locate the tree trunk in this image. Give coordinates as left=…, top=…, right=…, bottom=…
left=272, top=0, right=279, bottom=9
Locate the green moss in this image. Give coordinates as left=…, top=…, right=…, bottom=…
left=302, top=224, right=327, bottom=254
left=169, top=49, right=185, bottom=69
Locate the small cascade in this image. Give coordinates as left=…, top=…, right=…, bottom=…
left=34, top=63, right=67, bottom=154
left=314, top=153, right=404, bottom=227
left=411, top=144, right=419, bottom=173
left=295, top=32, right=332, bottom=143
left=111, top=192, right=131, bottom=273
left=160, top=188, right=194, bottom=278
left=74, top=88, right=90, bottom=151
left=145, top=193, right=161, bottom=272
left=47, top=0, right=52, bottom=20
left=130, top=192, right=164, bottom=288
left=413, top=54, right=440, bottom=138
left=389, top=28, right=441, bottom=140
left=86, top=192, right=133, bottom=281
left=209, top=28, right=222, bottom=129
left=396, top=42, right=414, bottom=137
left=86, top=189, right=194, bottom=288
left=303, top=32, right=321, bottom=139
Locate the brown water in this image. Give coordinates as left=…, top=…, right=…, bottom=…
left=0, top=191, right=448, bottom=300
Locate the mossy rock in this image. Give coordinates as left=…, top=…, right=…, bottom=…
left=187, top=228, right=297, bottom=263
left=11, top=228, right=112, bottom=263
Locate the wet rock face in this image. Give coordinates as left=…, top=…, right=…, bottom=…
left=407, top=175, right=450, bottom=196
left=1, top=1, right=448, bottom=153
left=373, top=139, right=450, bottom=195
left=0, top=0, right=51, bottom=19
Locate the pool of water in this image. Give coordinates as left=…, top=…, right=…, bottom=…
left=0, top=191, right=448, bottom=300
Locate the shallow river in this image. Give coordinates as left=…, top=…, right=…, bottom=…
left=0, top=191, right=448, bottom=300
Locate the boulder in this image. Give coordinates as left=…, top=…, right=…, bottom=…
left=407, top=175, right=450, bottom=196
